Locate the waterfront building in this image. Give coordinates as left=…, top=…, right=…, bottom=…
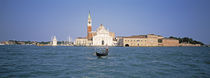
left=123, top=34, right=163, bottom=47
left=75, top=12, right=115, bottom=46
left=52, top=36, right=57, bottom=46
left=123, top=34, right=179, bottom=47
left=74, top=37, right=88, bottom=46
left=159, top=38, right=179, bottom=46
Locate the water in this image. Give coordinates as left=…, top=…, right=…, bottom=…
left=0, top=45, right=210, bottom=78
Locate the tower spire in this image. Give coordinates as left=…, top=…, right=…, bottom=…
left=88, top=10, right=92, bottom=26
left=88, top=10, right=91, bottom=19
left=87, top=11, right=92, bottom=39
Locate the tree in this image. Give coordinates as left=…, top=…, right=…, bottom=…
left=168, top=36, right=204, bottom=45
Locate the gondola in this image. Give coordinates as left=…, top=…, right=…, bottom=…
left=96, top=51, right=108, bottom=56
left=96, top=48, right=109, bottom=57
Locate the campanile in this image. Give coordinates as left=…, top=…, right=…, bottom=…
left=87, top=11, right=92, bottom=39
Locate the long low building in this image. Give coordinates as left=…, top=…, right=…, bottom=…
left=123, top=34, right=179, bottom=47
left=158, top=38, right=179, bottom=46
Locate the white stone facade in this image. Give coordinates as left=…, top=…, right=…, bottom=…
left=93, top=24, right=113, bottom=46
left=74, top=38, right=88, bottom=46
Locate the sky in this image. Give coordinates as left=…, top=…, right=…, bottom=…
left=0, top=0, right=210, bottom=44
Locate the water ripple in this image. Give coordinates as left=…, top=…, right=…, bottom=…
left=0, top=46, right=210, bottom=78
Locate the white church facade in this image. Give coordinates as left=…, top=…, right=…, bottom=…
left=93, top=24, right=114, bottom=46
left=75, top=12, right=116, bottom=46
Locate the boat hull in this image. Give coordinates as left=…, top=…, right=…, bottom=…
left=96, top=52, right=108, bottom=57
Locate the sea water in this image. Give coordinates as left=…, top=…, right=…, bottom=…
left=0, top=45, right=210, bottom=78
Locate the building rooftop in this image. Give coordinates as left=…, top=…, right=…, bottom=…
left=123, top=35, right=147, bottom=38
left=162, top=38, right=178, bottom=40
left=123, top=34, right=164, bottom=38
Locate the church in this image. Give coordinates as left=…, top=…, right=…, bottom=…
left=75, top=12, right=116, bottom=46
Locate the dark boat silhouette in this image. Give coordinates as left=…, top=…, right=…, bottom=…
left=96, top=48, right=109, bottom=57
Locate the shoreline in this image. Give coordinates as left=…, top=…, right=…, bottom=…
left=0, top=45, right=207, bottom=47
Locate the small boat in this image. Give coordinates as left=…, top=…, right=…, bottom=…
left=96, top=48, right=109, bottom=57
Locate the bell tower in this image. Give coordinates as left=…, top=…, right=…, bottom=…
left=87, top=11, right=92, bottom=39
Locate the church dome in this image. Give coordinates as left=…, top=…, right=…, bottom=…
left=97, top=24, right=106, bottom=31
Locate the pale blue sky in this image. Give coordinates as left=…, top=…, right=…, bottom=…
left=0, top=0, right=210, bottom=44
